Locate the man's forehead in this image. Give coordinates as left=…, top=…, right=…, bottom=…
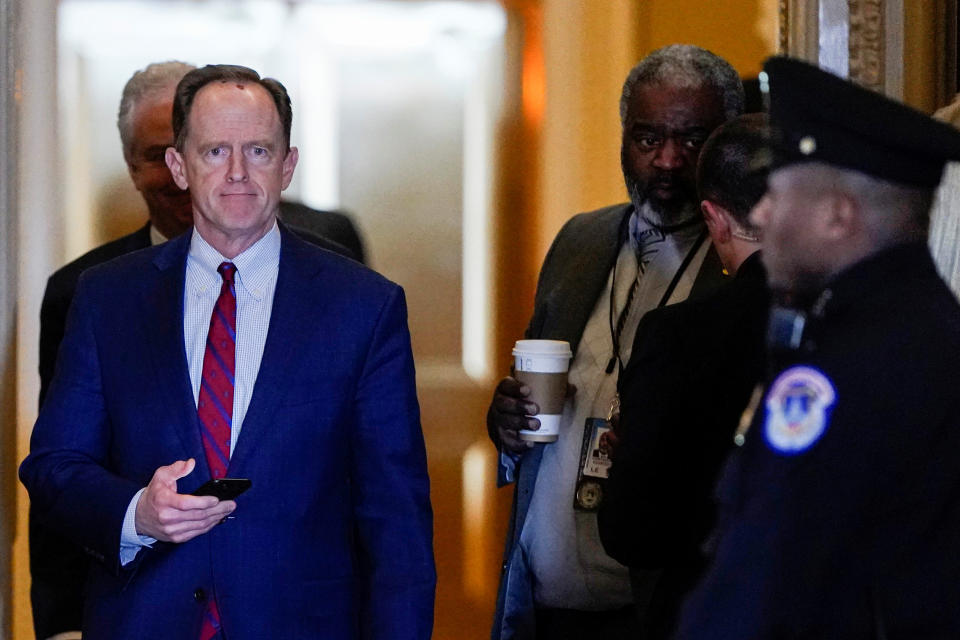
left=628, top=82, right=723, bottom=122
left=133, top=91, right=175, bottom=121
left=769, top=162, right=832, bottom=193
left=190, top=82, right=278, bottom=123
left=130, top=97, right=175, bottom=146
left=182, top=83, right=284, bottom=151
left=194, top=80, right=260, bottom=105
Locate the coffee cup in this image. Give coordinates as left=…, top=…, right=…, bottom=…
left=512, top=339, right=572, bottom=443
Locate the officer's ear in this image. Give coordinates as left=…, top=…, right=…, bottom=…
left=819, top=191, right=859, bottom=242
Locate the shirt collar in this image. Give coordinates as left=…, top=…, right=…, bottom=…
left=149, top=223, right=169, bottom=247
left=628, top=201, right=703, bottom=254
left=188, top=221, right=281, bottom=301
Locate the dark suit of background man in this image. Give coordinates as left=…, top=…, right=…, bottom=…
left=32, top=62, right=365, bottom=640
left=32, top=60, right=198, bottom=640
left=486, top=45, right=743, bottom=640
left=22, top=64, right=435, bottom=639
left=598, top=113, right=770, bottom=639
left=678, top=57, right=960, bottom=637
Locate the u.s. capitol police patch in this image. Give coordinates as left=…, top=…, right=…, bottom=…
left=763, top=366, right=836, bottom=455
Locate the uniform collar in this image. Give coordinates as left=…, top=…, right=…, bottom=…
left=812, top=241, right=933, bottom=320
left=766, top=241, right=933, bottom=355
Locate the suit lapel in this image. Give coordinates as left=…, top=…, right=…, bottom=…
left=144, top=234, right=208, bottom=474
left=228, top=230, right=324, bottom=473
left=131, top=223, right=153, bottom=250
left=541, top=205, right=630, bottom=354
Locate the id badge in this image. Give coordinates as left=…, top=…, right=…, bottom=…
left=573, top=417, right=613, bottom=511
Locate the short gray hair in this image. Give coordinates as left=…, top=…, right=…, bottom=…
left=794, top=162, right=934, bottom=242
left=620, top=44, right=744, bottom=126
left=838, top=166, right=934, bottom=241
left=117, top=60, right=196, bottom=159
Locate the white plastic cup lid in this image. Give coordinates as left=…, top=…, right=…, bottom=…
left=512, top=339, right=572, bottom=359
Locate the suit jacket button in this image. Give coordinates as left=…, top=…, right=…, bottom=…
left=194, top=588, right=207, bottom=603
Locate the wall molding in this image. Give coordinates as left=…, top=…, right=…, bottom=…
left=848, top=0, right=884, bottom=91
left=779, top=0, right=819, bottom=61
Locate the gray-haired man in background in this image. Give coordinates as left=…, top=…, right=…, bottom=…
left=33, top=61, right=196, bottom=640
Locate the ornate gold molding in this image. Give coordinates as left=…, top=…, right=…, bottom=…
left=779, top=0, right=819, bottom=62
left=848, top=0, right=884, bottom=91
left=779, top=0, right=788, bottom=53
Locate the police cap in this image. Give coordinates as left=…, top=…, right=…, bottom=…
left=761, top=56, right=960, bottom=188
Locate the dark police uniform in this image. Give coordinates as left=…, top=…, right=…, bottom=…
left=679, top=242, right=960, bottom=637
left=678, top=57, right=960, bottom=638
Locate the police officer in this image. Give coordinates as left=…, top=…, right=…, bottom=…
left=677, top=57, right=960, bottom=637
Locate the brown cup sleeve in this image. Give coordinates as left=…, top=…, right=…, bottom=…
left=515, top=370, right=568, bottom=414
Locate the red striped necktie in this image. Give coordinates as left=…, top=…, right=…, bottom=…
left=197, top=261, right=236, bottom=640
left=198, top=262, right=236, bottom=479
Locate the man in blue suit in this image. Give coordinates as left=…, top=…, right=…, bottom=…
left=20, top=64, right=435, bottom=639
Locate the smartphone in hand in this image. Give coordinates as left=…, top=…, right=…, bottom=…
left=191, top=478, right=251, bottom=501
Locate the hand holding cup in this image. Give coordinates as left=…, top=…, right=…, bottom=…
left=487, top=340, right=573, bottom=451
left=512, top=340, right=572, bottom=443
left=487, top=376, right=541, bottom=453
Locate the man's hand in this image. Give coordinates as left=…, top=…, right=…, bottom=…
left=135, top=458, right=236, bottom=543
left=487, top=376, right=540, bottom=454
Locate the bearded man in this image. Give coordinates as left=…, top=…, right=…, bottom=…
left=486, top=44, right=743, bottom=640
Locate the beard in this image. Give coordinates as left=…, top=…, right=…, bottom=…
left=622, top=148, right=699, bottom=227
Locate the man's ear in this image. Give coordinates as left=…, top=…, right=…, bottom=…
left=165, top=147, right=189, bottom=190
left=701, top=199, right=732, bottom=244
left=818, top=191, right=859, bottom=241
left=281, top=147, right=299, bottom=190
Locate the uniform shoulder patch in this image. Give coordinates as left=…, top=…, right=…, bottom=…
left=763, top=366, right=836, bottom=455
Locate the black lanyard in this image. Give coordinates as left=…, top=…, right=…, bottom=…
left=605, top=228, right=708, bottom=378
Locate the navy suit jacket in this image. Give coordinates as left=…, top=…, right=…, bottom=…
left=21, top=227, right=435, bottom=639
